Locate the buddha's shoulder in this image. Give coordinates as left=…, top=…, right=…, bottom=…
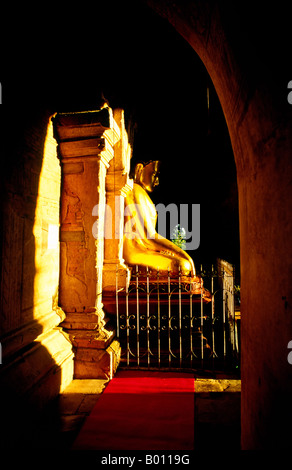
left=133, top=183, right=148, bottom=199
left=133, top=182, right=145, bottom=192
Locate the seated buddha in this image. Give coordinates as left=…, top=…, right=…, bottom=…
left=123, top=161, right=196, bottom=277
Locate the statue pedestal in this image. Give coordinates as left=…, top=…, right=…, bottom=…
left=103, top=276, right=211, bottom=316
left=103, top=275, right=212, bottom=369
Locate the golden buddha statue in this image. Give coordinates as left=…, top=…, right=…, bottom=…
left=123, top=161, right=196, bottom=277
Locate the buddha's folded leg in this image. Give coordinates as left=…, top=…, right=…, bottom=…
left=125, top=249, right=192, bottom=275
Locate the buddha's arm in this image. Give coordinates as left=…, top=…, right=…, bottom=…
left=133, top=185, right=192, bottom=261
left=148, top=231, right=192, bottom=260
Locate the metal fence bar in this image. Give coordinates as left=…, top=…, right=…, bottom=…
left=157, top=268, right=161, bottom=368
left=223, top=270, right=227, bottom=360
left=211, top=265, right=215, bottom=365
left=167, top=268, right=171, bottom=368
left=116, top=266, right=119, bottom=339
left=190, top=287, right=193, bottom=369
left=126, top=268, right=130, bottom=367
left=189, top=274, right=199, bottom=364
left=136, top=265, right=140, bottom=367
left=200, top=275, right=204, bottom=368
left=146, top=266, right=150, bottom=368
left=231, top=271, right=237, bottom=355
left=178, top=267, right=182, bottom=368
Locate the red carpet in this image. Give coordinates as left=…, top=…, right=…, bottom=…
left=73, top=370, right=195, bottom=450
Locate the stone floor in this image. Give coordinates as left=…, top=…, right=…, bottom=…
left=34, top=378, right=108, bottom=449
left=32, top=374, right=241, bottom=450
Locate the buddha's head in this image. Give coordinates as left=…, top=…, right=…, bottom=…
left=134, top=161, right=160, bottom=193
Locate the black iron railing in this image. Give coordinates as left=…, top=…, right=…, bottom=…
left=111, top=262, right=240, bottom=374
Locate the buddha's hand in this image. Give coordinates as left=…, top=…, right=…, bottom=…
left=159, top=250, right=175, bottom=256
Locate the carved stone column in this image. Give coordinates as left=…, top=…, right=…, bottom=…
left=53, top=107, right=121, bottom=379
left=102, top=108, right=133, bottom=293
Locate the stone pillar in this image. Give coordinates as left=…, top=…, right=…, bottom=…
left=53, top=107, right=121, bottom=379
left=102, top=108, right=133, bottom=293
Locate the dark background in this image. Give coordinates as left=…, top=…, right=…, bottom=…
left=1, top=0, right=239, bottom=273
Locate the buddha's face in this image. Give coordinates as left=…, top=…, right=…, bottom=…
left=139, top=161, right=160, bottom=192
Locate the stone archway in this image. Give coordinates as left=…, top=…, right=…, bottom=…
left=0, top=0, right=291, bottom=451
left=146, top=0, right=292, bottom=449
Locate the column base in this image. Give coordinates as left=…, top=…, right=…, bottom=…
left=74, top=338, right=121, bottom=379
left=62, top=315, right=121, bottom=379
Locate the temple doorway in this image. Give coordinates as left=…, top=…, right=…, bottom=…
left=1, top=0, right=291, bottom=451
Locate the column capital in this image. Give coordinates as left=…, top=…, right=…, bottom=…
left=53, top=107, right=119, bottom=143
left=53, top=107, right=120, bottom=165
